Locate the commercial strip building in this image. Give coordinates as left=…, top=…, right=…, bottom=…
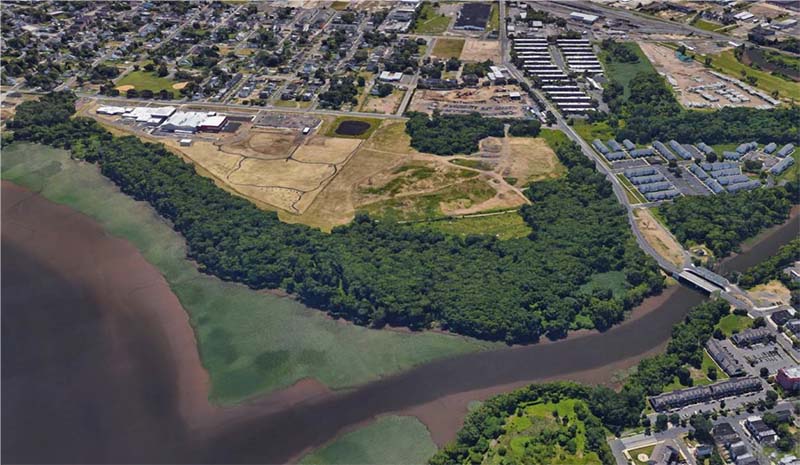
left=97, top=106, right=228, bottom=133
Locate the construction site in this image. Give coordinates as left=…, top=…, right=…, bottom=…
left=408, top=85, right=530, bottom=118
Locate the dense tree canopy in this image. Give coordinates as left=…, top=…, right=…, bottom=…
left=430, top=299, right=732, bottom=465
left=6, top=92, right=663, bottom=343
left=660, top=188, right=793, bottom=257
left=605, top=67, right=799, bottom=145
left=405, top=111, right=505, bottom=155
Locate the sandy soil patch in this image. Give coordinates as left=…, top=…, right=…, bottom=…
left=460, top=39, right=501, bottom=62
left=501, top=137, right=566, bottom=185
left=633, top=207, right=685, bottom=268
left=292, top=136, right=361, bottom=164
left=223, top=128, right=298, bottom=160
left=228, top=158, right=336, bottom=192
left=639, top=42, right=771, bottom=109
left=115, top=84, right=135, bottom=92
left=172, top=82, right=188, bottom=90
left=749, top=280, right=791, bottom=307
left=361, top=89, right=404, bottom=114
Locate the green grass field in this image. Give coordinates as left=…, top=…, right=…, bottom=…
left=115, top=70, right=177, bottom=97
left=483, top=398, right=602, bottom=465
left=1, top=143, right=494, bottom=405
left=360, top=177, right=496, bottom=222
left=449, top=158, right=492, bottom=170
left=573, top=120, right=616, bottom=144
left=415, top=211, right=532, bottom=240
left=579, top=271, right=628, bottom=298
left=691, top=17, right=724, bottom=33
left=413, top=2, right=450, bottom=34
left=487, top=3, right=500, bottom=32
left=539, top=128, right=570, bottom=150
left=629, top=444, right=656, bottom=465
left=662, top=350, right=728, bottom=392
left=715, top=313, right=752, bottom=337
left=617, top=174, right=647, bottom=204
left=598, top=42, right=658, bottom=98
left=325, top=115, right=383, bottom=139
left=704, top=49, right=800, bottom=100
left=432, top=38, right=465, bottom=59
left=777, top=152, right=799, bottom=183
left=300, top=416, right=437, bottom=465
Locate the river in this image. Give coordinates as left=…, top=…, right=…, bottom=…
left=2, top=182, right=796, bottom=464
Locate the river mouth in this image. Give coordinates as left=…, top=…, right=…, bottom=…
left=2, top=181, right=796, bottom=463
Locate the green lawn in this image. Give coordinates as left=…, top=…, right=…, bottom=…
left=617, top=174, right=647, bottom=204
left=116, top=70, right=177, bottom=97
left=691, top=17, right=724, bottom=33
left=413, top=2, right=450, bottom=34
left=539, top=128, right=570, bottom=150
left=432, top=38, right=465, bottom=59
left=629, top=444, right=656, bottom=465
left=1, top=143, right=494, bottom=405
left=716, top=313, right=752, bottom=337
left=598, top=42, right=658, bottom=98
left=573, top=120, right=616, bottom=144
left=300, top=416, right=437, bottom=465
left=704, top=49, right=800, bottom=100
left=579, top=270, right=628, bottom=298
left=414, top=211, right=532, bottom=240
left=449, top=158, right=492, bottom=170
left=777, top=151, right=800, bottom=184
left=487, top=3, right=500, bottom=32
left=325, top=115, right=383, bottom=139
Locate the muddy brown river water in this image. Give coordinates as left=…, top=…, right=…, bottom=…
left=2, top=182, right=796, bottom=463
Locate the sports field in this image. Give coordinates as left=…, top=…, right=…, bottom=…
left=115, top=70, right=177, bottom=97
left=1, top=143, right=494, bottom=405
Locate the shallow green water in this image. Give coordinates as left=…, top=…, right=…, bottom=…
left=2, top=143, right=491, bottom=405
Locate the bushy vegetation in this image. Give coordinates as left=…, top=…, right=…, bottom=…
left=7, top=92, right=663, bottom=344
left=600, top=52, right=799, bottom=144
left=600, top=39, right=640, bottom=63
left=405, top=111, right=505, bottom=155
left=430, top=300, right=731, bottom=465
left=659, top=187, right=793, bottom=257
left=738, top=239, right=800, bottom=289
left=508, top=119, right=541, bottom=137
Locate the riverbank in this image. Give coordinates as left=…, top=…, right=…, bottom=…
left=4, top=143, right=797, bottom=463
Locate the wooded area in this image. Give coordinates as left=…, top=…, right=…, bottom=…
left=429, top=299, right=733, bottom=465
left=659, top=187, right=793, bottom=257
left=6, top=92, right=662, bottom=344
left=600, top=61, right=799, bottom=144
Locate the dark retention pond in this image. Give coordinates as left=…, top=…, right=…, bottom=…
left=334, top=120, right=371, bottom=136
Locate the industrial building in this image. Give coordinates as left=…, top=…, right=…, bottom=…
left=454, top=3, right=491, bottom=31
left=569, top=11, right=599, bottom=24
left=160, top=111, right=228, bottom=133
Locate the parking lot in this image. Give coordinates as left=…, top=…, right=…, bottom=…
left=653, top=164, right=712, bottom=197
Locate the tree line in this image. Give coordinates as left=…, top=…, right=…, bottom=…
left=659, top=187, right=793, bottom=257
left=600, top=54, right=799, bottom=144
left=405, top=112, right=542, bottom=155
left=6, top=92, right=661, bottom=344
left=429, top=299, right=733, bottom=465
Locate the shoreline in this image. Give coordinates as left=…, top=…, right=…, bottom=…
left=4, top=178, right=797, bottom=463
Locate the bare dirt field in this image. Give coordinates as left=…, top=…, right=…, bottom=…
left=639, top=42, right=771, bottom=109
left=460, top=39, right=501, bottom=62
left=361, top=89, right=405, bottom=114
left=115, top=84, right=134, bottom=92
left=633, top=207, right=685, bottom=268
left=409, top=85, right=528, bottom=118
left=748, top=280, right=791, bottom=308
left=292, top=136, right=361, bottom=164
left=499, top=137, right=566, bottom=186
